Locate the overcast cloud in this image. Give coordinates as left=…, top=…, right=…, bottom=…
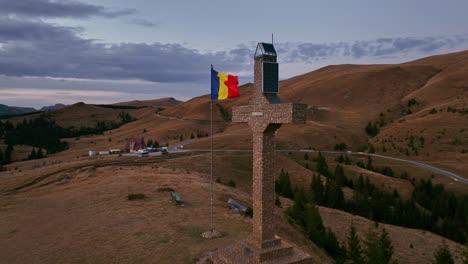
left=0, top=0, right=135, bottom=19
left=1, top=0, right=468, bottom=108
left=2, top=15, right=468, bottom=84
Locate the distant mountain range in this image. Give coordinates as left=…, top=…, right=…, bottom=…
left=0, top=104, right=37, bottom=117
left=39, top=104, right=67, bottom=112
left=0, top=103, right=68, bottom=117
left=0, top=97, right=184, bottom=118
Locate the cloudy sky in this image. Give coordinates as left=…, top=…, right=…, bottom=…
left=1, top=0, right=468, bottom=108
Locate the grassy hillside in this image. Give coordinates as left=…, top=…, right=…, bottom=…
left=163, top=51, right=468, bottom=177
left=113, top=97, right=182, bottom=108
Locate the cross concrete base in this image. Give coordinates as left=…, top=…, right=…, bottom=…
left=207, top=236, right=313, bottom=264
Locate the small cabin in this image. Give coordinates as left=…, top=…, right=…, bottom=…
left=125, top=138, right=145, bottom=153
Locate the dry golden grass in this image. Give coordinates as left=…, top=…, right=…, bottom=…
left=0, top=155, right=335, bottom=264
left=1, top=152, right=465, bottom=263
left=0, top=159, right=251, bottom=264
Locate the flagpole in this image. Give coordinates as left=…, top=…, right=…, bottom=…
left=210, top=64, right=214, bottom=233
left=202, top=65, right=221, bottom=239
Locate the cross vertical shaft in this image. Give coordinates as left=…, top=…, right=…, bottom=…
left=251, top=124, right=281, bottom=245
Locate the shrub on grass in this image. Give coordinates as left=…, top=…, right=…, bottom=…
left=244, top=207, right=253, bottom=218
left=127, top=193, right=146, bottom=200
left=157, top=187, right=175, bottom=192
left=227, top=180, right=236, bottom=188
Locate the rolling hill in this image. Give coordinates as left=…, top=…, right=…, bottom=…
left=113, top=97, right=182, bottom=108
left=162, top=50, right=468, bottom=177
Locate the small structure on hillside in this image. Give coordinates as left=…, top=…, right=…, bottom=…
left=125, top=138, right=145, bottom=153
left=227, top=198, right=247, bottom=212
left=89, top=150, right=97, bottom=156
left=170, top=191, right=184, bottom=206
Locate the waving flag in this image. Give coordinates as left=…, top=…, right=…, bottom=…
left=211, top=68, right=240, bottom=100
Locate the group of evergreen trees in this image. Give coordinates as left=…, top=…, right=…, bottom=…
left=68, top=112, right=136, bottom=137
left=275, top=169, right=294, bottom=199
left=146, top=139, right=160, bottom=148
left=288, top=186, right=346, bottom=262
left=365, top=122, right=380, bottom=137
left=346, top=224, right=396, bottom=264
left=309, top=152, right=468, bottom=244
left=365, top=112, right=388, bottom=137
left=0, top=111, right=137, bottom=165
left=356, top=156, right=395, bottom=177
left=278, top=152, right=467, bottom=258
left=277, top=170, right=397, bottom=263
left=27, top=148, right=44, bottom=160
left=1, top=116, right=70, bottom=154
left=432, top=238, right=468, bottom=264
left=0, top=145, right=13, bottom=171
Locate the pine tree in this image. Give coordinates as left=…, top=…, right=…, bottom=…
left=462, top=238, right=468, bottom=264
left=147, top=139, right=153, bottom=147
left=316, top=152, right=329, bottom=177
left=276, top=170, right=294, bottom=199
left=37, top=148, right=44, bottom=159
left=0, top=148, right=4, bottom=164
left=346, top=224, right=364, bottom=264
left=29, top=148, right=37, bottom=160
left=324, top=178, right=344, bottom=209
left=289, top=189, right=307, bottom=225
left=304, top=152, right=309, bottom=160
left=344, top=155, right=352, bottom=165
left=304, top=203, right=326, bottom=244
left=355, top=175, right=365, bottom=193
left=364, top=227, right=395, bottom=264
left=378, top=228, right=394, bottom=264
left=366, top=156, right=373, bottom=171
left=4, top=145, right=12, bottom=164
left=432, top=241, right=454, bottom=264
left=324, top=228, right=346, bottom=263
left=310, top=174, right=325, bottom=205
left=334, top=165, right=346, bottom=187
left=364, top=226, right=380, bottom=264
left=335, top=154, right=344, bottom=163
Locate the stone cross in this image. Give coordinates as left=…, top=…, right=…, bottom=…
left=232, top=43, right=307, bottom=252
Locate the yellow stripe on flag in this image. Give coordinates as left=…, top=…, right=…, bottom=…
left=217, top=72, right=228, bottom=100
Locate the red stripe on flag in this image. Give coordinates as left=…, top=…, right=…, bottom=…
left=225, top=74, right=240, bottom=98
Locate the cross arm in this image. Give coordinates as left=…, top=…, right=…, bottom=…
left=232, top=103, right=307, bottom=124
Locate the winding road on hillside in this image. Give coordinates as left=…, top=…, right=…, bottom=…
left=138, top=114, right=468, bottom=184
left=124, top=145, right=468, bottom=184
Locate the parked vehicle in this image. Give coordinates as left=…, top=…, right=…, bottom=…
left=161, top=147, right=169, bottom=155
left=137, top=149, right=149, bottom=156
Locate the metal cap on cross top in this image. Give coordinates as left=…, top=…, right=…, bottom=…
left=253, top=42, right=280, bottom=104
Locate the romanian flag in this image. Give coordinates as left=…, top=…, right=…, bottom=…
left=211, top=69, right=240, bottom=100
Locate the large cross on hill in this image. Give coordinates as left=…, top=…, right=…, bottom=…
left=219, top=43, right=312, bottom=263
